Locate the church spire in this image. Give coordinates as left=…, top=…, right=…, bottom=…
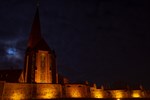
left=28, top=2, right=42, bottom=48
left=36, top=0, right=40, bottom=7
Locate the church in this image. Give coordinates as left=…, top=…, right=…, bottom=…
left=0, top=4, right=150, bottom=100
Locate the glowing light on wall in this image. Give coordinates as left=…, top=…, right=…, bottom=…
left=11, top=92, right=23, bottom=100
left=111, top=90, right=124, bottom=98
left=65, top=85, right=87, bottom=98
left=115, top=91, right=123, bottom=98
left=92, top=91, right=103, bottom=98
left=35, top=51, right=52, bottom=83
left=69, top=89, right=82, bottom=98
left=40, top=88, right=57, bottom=99
left=132, top=91, right=141, bottom=98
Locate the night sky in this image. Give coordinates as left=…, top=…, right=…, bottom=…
left=0, top=0, right=150, bottom=88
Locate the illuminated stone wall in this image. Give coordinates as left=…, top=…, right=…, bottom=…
left=2, top=83, right=32, bottom=99
left=131, top=90, right=144, bottom=98
left=109, top=90, right=129, bottom=98
left=0, top=82, right=150, bottom=99
left=35, top=51, right=52, bottom=83
left=64, top=84, right=89, bottom=98
left=90, top=88, right=146, bottom=98
left=90, top=87, right=106, bottom=98
left=33, top=84, right=62, bottom=99
left=2, top=83, right=62, bottom=99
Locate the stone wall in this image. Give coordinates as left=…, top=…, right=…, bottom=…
left=131, top=90, right=144, bottom=98
left=90, top=87, right=106, bottom=98
left=90, top=88, right=146, bottom=98
left=64, top=84, right=89, bottom=98
left=0, top=82, right=150, bottom=99
left=33, top=84, right=62, bottom=99
left=1, top=82, right=90, bottom=99
left=2, top=83, right=32, bottom=99
left=109, top=90, right=129, bottom=98
left=2, top=83, right=62, bottom=99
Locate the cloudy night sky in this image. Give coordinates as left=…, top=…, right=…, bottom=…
left=0, top=0, right=150, bottom=88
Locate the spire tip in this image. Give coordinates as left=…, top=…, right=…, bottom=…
left=36, top=0, right=40, bottom=7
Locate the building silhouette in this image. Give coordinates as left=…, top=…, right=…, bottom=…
left=19, top=7, right=58, bottom=84
left=0, top=4, right=150, bottom=100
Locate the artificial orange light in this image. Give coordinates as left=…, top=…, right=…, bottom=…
left=93, top=91, right=103, bottom=98
left=132, top=92, right=141, bottom=98
left=70, top=90, right=82, bottom=98
left=113, top=91, right=123, bottom=98
left=11, top=92, right=23, bottom=100
left=40, top=88, right=56, bottom=99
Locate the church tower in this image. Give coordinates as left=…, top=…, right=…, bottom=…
left=19, top=5, right=58, bottom=84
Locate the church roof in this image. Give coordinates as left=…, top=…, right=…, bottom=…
left=34, top=38, right=51, bottom=51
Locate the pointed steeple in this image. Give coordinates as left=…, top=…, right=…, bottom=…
left=27, top=0, right=51, bottom=51
left=19, top=1, right=58, bottom=83
left=28, top=4, right=42, bottom=48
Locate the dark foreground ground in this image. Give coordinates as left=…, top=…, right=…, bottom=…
left=37, top=98, right=150, bottom=100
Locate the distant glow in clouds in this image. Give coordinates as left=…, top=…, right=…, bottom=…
left=7, top=48, right=16, bottom=55
left=6, top=47, right=21, bottom=59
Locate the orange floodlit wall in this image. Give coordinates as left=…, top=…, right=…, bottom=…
left=2, top=83, right=62, bottom=99
left=110, top=90, right=128, bottom=98
left=131, top=90, right=142, bottom=98
left=2, top=83, right=32, bottom=99
left=90, top=88, right=104, bottom=98
left=0, top=81, right=150, bottom=99
left=64, top=84, right=89, bottom=98
left=34, top=84, right=62, bottom=99
left=35, top=50, right=52, bottom=83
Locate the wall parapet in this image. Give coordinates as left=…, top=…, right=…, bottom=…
left=0, top=82, right=150, bottom=99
